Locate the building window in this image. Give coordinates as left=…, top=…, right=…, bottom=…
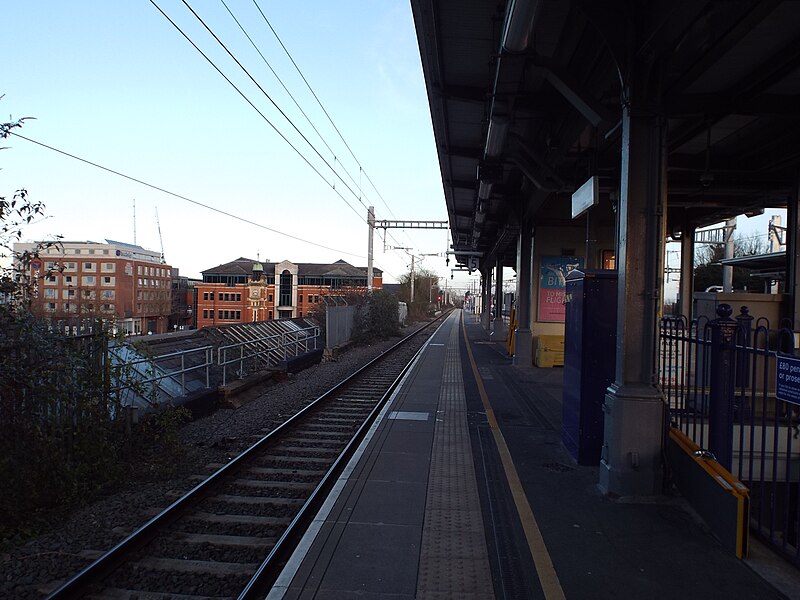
left=44, top=288, right=56, bottom=298
left=83, top=262, right=95, bottom=271
left=279, top=270, right=293, bottom=306
left=45, top=275, right=57, bottom=284
left=102, top=303, right=114, bottom=312
left=138, top=265, right=142, bottom=275
left=82, top=276, right=96, bottom=286
left=64, top=262, right=77, bottom=272
left=64, top=276, right=74, bottom=284
left=268, top=294, right=273, bottom=302
left=236, top=293, right=241, bottom=301
left=210, top=292, right=214, bottom=300
left=268, top=310, right=273, bottom=320
left=46, top=302, right=56, bottom=311
left=102, top=290, right=115, bottom=299
left=102, top=276, right=114, bottom=285
left=308, top=294, right=313, bottom=303
left=102, top=249, right=109, bottom=255
left=102, top=262, right=115, bottom=272
left=74, top=249, right=81, bottom=254
left=235, top=310, right=241, bottom=320
left=314, top=295, right=319, bottom=303
left=88, top=249, right=95, bottom=255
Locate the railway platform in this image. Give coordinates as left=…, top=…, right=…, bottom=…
left=268, top=309, right=798, bottom=599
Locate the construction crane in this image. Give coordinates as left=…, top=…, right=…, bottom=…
left=155, top=207, right=165, bottom=264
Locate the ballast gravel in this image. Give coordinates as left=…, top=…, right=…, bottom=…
left=0, top=333, right=416, bottom=599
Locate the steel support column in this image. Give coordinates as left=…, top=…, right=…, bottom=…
left=679, top=220, right=695, bottom=320
left=493, top=257, right=507, bottom=338
left=480, top=269, right=492, bottom=329
left=789, top=173, right=800, bottom=330
left=514, top=219, right=533, bottom=366
left=599, top=81, right=666, bottom=497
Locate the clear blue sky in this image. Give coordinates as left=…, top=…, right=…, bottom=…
left=3, top=0, right=476, bottom=292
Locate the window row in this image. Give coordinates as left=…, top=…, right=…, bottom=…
left=137, top=265, right=170, bottom=277
left=43, top=248, right=111, bottom=255
left=44, top=302, right=114, bottom=312
left=202, top=292, right=244, bottom=301
left=138, top=278, right=167, bottom=288
left=44, top=275, right=116, bottom=286
left=202, top=309, right=242, bottom=320
left=43, top=289, right=115, bottom=300
left=43, top=261, right=116, bottom=273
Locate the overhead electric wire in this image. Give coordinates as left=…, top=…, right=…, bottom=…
left=10, top=131, right=363, bottom=259
left=170, top=0, right=371, bottom=218
left=220, top=0, right=388, bottom=230
left=147, top=0, right=365, bottom=227
left=218, top=0, right=344, bottom=181
left=250, top=0, right=430, bottom=259
left=155, top=0, right=414, bottom=264
left=251, top=0, right=399, bottom=221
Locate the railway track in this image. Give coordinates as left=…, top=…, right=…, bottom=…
left=47, top=314, right=447, bottom=599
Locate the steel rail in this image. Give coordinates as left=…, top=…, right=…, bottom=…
left=239, top=312, right=450, bottom=598
left=46, top=312, right=449, bottom=599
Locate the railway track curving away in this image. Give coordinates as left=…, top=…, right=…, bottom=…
left=47, top=314, right=447, bottom=600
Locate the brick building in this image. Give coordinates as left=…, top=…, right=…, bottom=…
left=15, top=239, right=173, bottom=335
left=195, top=257, right=382, bottom=328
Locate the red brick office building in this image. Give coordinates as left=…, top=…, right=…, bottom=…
left=16, top=239, right=173, bottom=335
left=195, top=257, right=382, bottom=328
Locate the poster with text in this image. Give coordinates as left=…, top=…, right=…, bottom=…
left=538, top=256, right=583, bottom=322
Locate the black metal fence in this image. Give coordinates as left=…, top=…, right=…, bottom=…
left=660, top=304, right=800, bottom=565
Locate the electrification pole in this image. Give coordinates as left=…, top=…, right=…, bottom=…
left=367, top=206, right=375, bottom=292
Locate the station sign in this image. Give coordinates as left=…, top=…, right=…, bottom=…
left=572, top=175, right=598, bottom=219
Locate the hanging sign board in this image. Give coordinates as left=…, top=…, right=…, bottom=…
left=572, top=175, right=599, bottom=219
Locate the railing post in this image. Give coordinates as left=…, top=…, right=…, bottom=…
left=709, top=303, right=738, bottom=470
left=735, top=305, right=754, bottom=389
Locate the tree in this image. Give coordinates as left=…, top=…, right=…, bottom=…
left=0, top=113, right=188, bottom=536
left=693, top=232, right=769, bottom=292
left=397, top=265, right=440, bottom=320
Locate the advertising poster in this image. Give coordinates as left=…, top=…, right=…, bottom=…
left=538, top=256, right=583, bottom=322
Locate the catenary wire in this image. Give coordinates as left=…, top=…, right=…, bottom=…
left=12, top=132, right=352, bottom=259
left=251, top=0, right=399, bottom=221
left=174, top=0, right=369, bottom=215
left=218, top=0, right=356, bottom=195
left=153, top=0, right=415, bottom=262
left=249, top=0, right=425, bottom=257
left=12, top=131, right=399, bottom=280
left=147, top=0, right=365, bottom=226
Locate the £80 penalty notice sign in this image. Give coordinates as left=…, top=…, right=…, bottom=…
left=776, top=354, right=800, bottom=405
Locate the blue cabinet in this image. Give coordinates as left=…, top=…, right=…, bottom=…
left=561, top=270, right=617, bottom=465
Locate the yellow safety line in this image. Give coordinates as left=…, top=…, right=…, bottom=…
left=462, top=314, right=567, bottom=600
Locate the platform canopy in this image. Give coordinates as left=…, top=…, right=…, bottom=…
left=410, top=0, right=800, bottom=270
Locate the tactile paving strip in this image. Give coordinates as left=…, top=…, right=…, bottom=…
left=416, top=319, right=495, bottom=599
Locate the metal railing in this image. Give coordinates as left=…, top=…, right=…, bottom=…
left=109, top=344, right=214, bottom=409
left=660, top=304, right=800, bottom=566
left=217, top=325, right=320, bottom=385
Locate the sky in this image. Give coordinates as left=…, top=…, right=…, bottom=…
left=2, top=1, right=476, bottom=292
left=2, top=2, right=786, bottom=303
